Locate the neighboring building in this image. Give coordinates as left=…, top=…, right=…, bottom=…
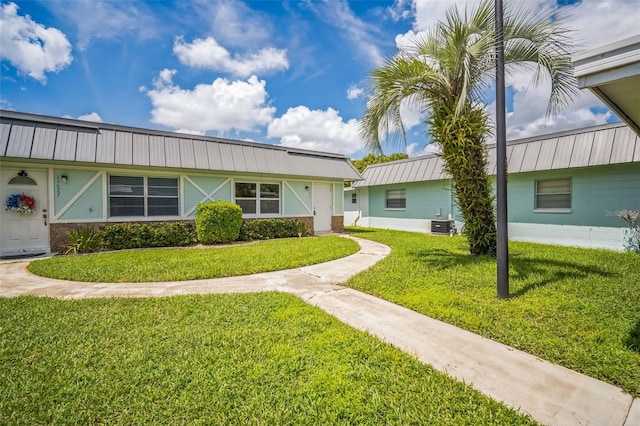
left=346, top=122, right=640, bottom=250
left=347, top=35, right=640, bottom=251
left=0, top=110, right=361, bottom=257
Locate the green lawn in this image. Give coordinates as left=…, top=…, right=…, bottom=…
left=8, top=227, right=637, bottom=422
left=344, top=227, right=640, bottom=397
left=27, top=236, right=359, bottom=282
left=0, top=294, right=536, bottom=425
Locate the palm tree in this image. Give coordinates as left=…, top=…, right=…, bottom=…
left=360, top=0, right=578, bottom=256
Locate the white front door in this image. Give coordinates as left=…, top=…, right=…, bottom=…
left=313, top=183, right=333, bottom=233
left=0, top=169, right=49, bottom=257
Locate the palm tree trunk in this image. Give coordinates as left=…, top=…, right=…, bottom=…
left=431, top=104, right=497, bottom=256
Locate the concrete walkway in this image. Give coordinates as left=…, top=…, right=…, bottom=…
left=1, top=235, right=637, bottom=426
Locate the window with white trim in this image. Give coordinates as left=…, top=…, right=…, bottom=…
left=385, top=189, right=406, bottom=209
left=235, top=182, right=280, bottom=215
left=351, top=193, right=357, bottom=204
left=109, top=176, right=179, bottom=217
left=535, top=178, right=571, bottom=210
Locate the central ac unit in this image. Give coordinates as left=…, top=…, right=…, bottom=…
left=431, top=220, right=452, bottom=235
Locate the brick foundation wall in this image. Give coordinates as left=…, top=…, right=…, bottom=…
left=298, top=216, right=314, bottom=235
left=49, top=220, right=195, bottom=252
left=49, top=217, right=315, bottom=252
left=50, top=222, right=106, bottom=252
left=331, top=215, right=344, bottom=233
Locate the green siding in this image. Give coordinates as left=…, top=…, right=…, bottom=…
left=370, top=163, right=639, bottom=229
left=183, top=176, right=231, bottom=217
left=452, top=201, right=463, bottom=222
left=369, top=180, right=453, bottom=219
left=54, top=169, right=103, bottom=220
left=283, top=181, right=312, bottom=216
left=508, top=163, right=640, bottom=227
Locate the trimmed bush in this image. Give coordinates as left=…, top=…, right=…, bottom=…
left=100, top=222, right=196, bottom=250
left=195, top=201, right=243, bottom=244
left=238, top=218, right=310, bottom=241
left=152, top=222, right=197, bottom=247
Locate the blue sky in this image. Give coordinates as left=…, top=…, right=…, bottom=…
left=1, top=1, right=638, bottom=159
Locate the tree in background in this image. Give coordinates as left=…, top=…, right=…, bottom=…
left=360, top=0, right=577, bottom=255
left=351, top=152, right=409, bottom=173
left=346, top=153, right=409, bottom=187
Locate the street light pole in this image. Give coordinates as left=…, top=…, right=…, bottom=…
left=495, top=0, right=509, bottom=299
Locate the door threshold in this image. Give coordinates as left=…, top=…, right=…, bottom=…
left=0, top=250, right=47, bottom=259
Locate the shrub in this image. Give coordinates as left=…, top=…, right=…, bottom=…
left=619, top=209, right=640, bottom=254
left=152, top=221, right=197, bottom=247
left=63, top=227, right=102, bottom=255
left=195, top=201, right=243, bottom=244
left=238, top=218, right=310, bottom=241
left=99, top=223, right=134, bottom=250
left=100, top=222, right=196, bottom=250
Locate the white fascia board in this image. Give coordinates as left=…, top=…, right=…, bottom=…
left=576, top=62, right=640, bottom=88
left=573, top=35, right=640, bottom=80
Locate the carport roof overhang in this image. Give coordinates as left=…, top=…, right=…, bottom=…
left=573, top=35, right=640, bottom=136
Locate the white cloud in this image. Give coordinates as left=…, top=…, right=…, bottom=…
left=347, top=84, right=364, bottom=100
left=393, top=0, right=639, bottom=142
left=368, top=94, right=423, bottom=139
left=175, top=129, right=205, bottom=136
left=565, top=0, right=639, bottom=48
left=401, top=0, right=637, bottom=50
left=399, top=96, right=423, bottom=130
left=0, top=97, right=12, bottom=109
left=387, top=0, right=413, bottom=22
left=62, top=112, right=103, bottom=122
left=413, top=0, right=477, bottom=32
left=156, top=68, right=176, bottom=85
left=484, top=71, right=611, bottom=141
left=310, top=0, right=384, bottom=65
left=144, top=69, right=275, bottom=134
left=488, top=0, right=639, bottom=139
left=173, top=36, right=288, bottom=77
left=185, top=0, right=282, bottom=50
left=406, top=142, right=437, bottom=157
left=40, top=0, right=157, bottom=50
left=394, top=29, right=418, bottom=52
left=406, top=142, right=419, bottom=156
left=77, top=112, right=103, bottom=122
left=190, top=0, right=274, bottom=50
left=267, top=106, right=362, bottom=156
left=0, top=2, right=72, bottom=83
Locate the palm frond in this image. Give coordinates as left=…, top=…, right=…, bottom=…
left=502, top=2, right=580, bottom=115
left=360, top=0, right=579, bottom=152
left=359, top=55, right=445, bottom=153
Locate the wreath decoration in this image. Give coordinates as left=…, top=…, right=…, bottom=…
left=5, top=193, right=36, bottom=215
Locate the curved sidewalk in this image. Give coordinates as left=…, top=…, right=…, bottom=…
left=0, top=236, right=390, bottom=299
left=1, top=235, right=637, bottom=426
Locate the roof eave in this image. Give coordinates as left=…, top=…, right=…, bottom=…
left=572, top=35, right=640, bottom=137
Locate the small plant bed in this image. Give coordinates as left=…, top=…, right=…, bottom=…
left=344, top=227, right=640, bottom=397
left=28, top=236, right=359, bottom=283
left=0, top=294, right=536, bottom=424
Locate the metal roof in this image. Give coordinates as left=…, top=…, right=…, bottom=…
left=353, top=122, right=639, bottom=187
left=0, top=110, right=362, bottom=181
